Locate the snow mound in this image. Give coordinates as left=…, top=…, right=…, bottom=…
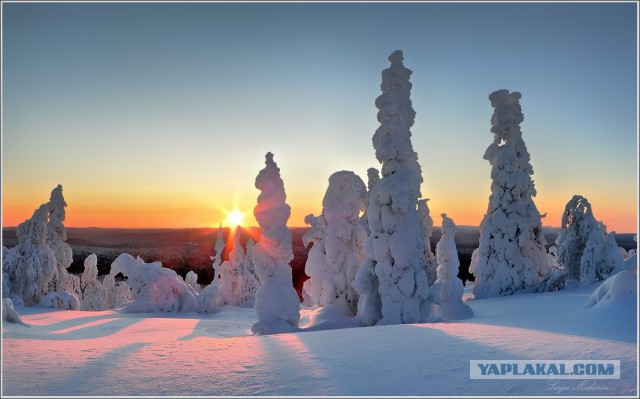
left=38, top=291, right=80, bottom=310
left=2, top=298, right=29, bottom=326
left=110, top=253, right=198, bottom=313
left=584, top=269, right=637, bottom=309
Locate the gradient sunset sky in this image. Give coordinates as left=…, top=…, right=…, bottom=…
left=2, top=2, right=638, bottom=232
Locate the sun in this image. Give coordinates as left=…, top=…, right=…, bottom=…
left=225, top=209, right=245, bottom=227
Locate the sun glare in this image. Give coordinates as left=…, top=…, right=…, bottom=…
left=225, top=210, right=245, bottom=227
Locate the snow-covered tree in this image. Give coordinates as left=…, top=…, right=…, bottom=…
left=185, top=271, right=202, bottom=293
left=541, top=195, right=624, bottom=291
left=353, top=50, right=431, bottom=326
left=80, top=254, right=106, bottom=310
left=240, top=238, right=260, bottom=306
left=418, top=198, right=438, bottom=285
left=46, top=185, right=74, bottom=291
left=109, top=253, right=198, bottom=313
left=4, top=205, right=57, bottom=306
left=470, top=90, right=551, bottom=299
left=219, top=230, right=245, bottom=306
left=251, top=152, right=300, bottom=335
left=302, top=171, right=367, bottom=316
left=431, top=214, right=474, bottom=320
left=210, top=225, right=225, bottom=284
left=359, top=167, right=380, bottom=235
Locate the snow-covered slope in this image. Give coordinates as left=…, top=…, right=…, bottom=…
left=2, top=278, right=637, bottom=396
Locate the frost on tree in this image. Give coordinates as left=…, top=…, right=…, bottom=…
left=302, top=171, right=367, bottom=316
left=109, top=253, right=198, bottom=313
left=251, top=152, right=300, bottom=335
left=539, top=195, right=624, bottom=291
left=46, top=185, right=74, bottom=292
left=3, top=205, right=57, bottom=306
left=353, top=50, right=431, bottom=326
left=470, top=90, right=551, bottom=299
left=431, top=214, right=474, bottom=320
left=418, top=198, right=437, bottom=285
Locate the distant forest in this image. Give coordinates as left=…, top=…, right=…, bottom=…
left=2, top=226, right=637, bottom=299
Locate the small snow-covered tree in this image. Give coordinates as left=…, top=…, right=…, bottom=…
left=80, top=254, right=106, bottom=310
left=431, top=214, right=474, bottom=320
left=418, top=198, right=437, bottom=285
left=353, top=50, right=431, bottom=326
left=544, top=195, right=624, bottom=289
left=470, top=90, right=551, bottom=299
left=185, top=271, right=201, bottom=293
left=240, top=238, right=260, bottom=306
left=219, top=230, right=245, bottom=306
left=302, top=171, right=367, bottom=316
left=251, top=152, right=300, bottom=335
left=5, top=205, right=57, bottom=306
left=210, top=225, right=225, bottom=284
left=302, top=213, right=328, bottom=306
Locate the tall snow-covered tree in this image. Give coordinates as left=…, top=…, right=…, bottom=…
left=353, top=50, right=431, bottom=326
left=251, top=152, right=300, bottom=335
left=431, top=214, right=474, bottom=320
left=302, top=171, right=367, bottom=315
left=470, top=90, right=551, bottom=299
left=4, top=205, right=57, bottom=306
left=46, top=185, right=74, bottom=291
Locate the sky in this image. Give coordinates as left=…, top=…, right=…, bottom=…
left=2, top=1, right=638, bottom=232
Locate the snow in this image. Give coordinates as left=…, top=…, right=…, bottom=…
left=2, top=279, right=636, bottom=396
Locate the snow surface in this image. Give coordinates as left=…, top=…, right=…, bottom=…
left=3, top=278, right=636, bottom=396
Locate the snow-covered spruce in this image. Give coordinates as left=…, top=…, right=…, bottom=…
left=251, top=152, right=300, bottom=335
left=302, top=171, right=367, bottom=316
left=353, top=50, right=431, bottom=326
left=470, top=90, right=551, bottom=299
left=431, top=214, right=474, bottom=320
left=359, top=167, right=381, bottom=235
left=220, top=229, right=247, bottom=306
left=3, top=205, right=57, bottom=306
left=109, top=253, right=198, bottom=313
left=210, top=225, right=225, bottom=284
left=240, top=238, right=260, bottom=307
left=418, top=198, right=437, bottom=285
left=539, top=195, right=625, bottom=291
left=185, top=271, right=202, bottom=294
left=80, top=254, right=106, bottom=310
left=46, top=185, right=74, bottom=292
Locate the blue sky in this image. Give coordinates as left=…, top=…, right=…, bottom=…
left=2, top=2, right=637, bottom=231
